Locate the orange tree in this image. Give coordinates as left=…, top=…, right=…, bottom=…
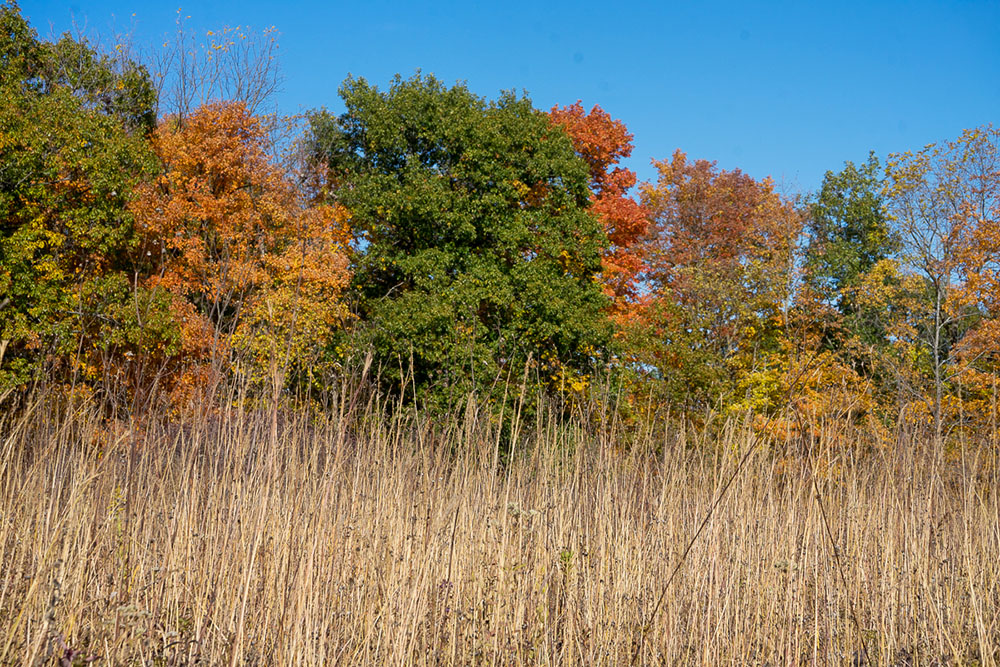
left=549, top=102, right=649, bottom=314
left=946, top=126, right=1000, bottom=441
left=131, top=102, right=351, bottom=406
left=628, top=150, right=803, bottom=417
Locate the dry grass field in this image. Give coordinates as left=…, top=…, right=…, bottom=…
left=1, top=392, right=998, bottom=665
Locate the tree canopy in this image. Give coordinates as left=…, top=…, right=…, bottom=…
left=307, top=74, right=612, bottom=403
left=3, top=3, right=1000, bottom=452
left=0, top=3, right=157, bottom=390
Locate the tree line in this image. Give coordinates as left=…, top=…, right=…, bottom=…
left=2, top=4, right=999, bottom=449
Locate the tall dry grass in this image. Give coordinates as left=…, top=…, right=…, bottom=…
left=1, top=391, right=998, bottom=665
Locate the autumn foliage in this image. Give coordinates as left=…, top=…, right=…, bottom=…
left=3, top=3, right=1000, bottom=454
left=549, top=102, right=649, bottom=308
left=5, top=8, right=1000, bottom=666
left=130, top=102, right=351, bottom=404
left=618, top=150, right=802, bottom=414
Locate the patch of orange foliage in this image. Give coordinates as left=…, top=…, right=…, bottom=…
left=549, top=102, right=649, bottom=313
left=131, top=102, right=351, bottom=407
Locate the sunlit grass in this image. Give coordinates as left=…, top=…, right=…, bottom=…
left=1, top=391, right=997, bottom=665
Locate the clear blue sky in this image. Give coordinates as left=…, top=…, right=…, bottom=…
left=22, top=0, right=1000, bottom=195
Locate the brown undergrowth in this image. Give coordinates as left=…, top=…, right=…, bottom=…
left=0, top=391, right=997, bottom=665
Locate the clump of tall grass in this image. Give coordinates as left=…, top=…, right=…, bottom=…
left=0, top=385, right=997, bottom=665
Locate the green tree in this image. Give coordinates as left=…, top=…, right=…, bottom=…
left=801, top=154, right=900, bottom=401
left=0, top=2, right=158, bottom=393
left=805, top=154, right=899, bottom=313
left=307, top=74, right=611, bottom=405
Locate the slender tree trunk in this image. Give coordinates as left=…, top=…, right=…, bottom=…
left=992, top=372, right=997, bottom=448
left=933, top=284, right=943, bottom=449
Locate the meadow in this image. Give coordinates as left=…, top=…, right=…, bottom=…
left=2, top=390, right=997, bottom=665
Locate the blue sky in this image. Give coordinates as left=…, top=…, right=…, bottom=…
left=22, top=0, right=1000, bottom=194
